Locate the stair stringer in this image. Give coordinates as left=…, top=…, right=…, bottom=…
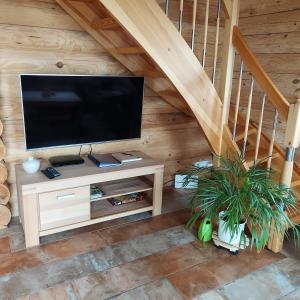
left=57, top=0, right=192, bottom=119
left=98, top=0, right=225, bottom=154
left=57, top=0, right=239, bottom=155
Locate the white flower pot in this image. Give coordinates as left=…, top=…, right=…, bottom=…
left=22, top=157, right=40, bottom=174
left=218, top=211, right=246, bottom=245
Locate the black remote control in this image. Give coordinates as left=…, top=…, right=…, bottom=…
left=42, top=167, right=61, bottom=179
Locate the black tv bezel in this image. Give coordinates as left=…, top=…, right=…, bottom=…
left=20, top=74, right=145, bottom=151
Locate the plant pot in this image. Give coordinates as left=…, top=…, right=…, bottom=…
left=218, top=211, right=246, bottom=245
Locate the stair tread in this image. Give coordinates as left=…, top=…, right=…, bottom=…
left=244, top=147, right=280, bottom=167
left=234, top=125, right=257, bottom=142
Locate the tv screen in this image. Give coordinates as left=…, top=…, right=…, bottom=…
left=20, top=75, right=144, bottom=150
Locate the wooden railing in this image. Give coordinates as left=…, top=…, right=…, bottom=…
left=161, top=0, right=300, bottom=253
left=163, top=0, right=224, bottom=87
left=232, top=26, right=290, bottom=120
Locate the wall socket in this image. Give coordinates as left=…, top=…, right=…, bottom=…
left=193, top=160, right=213, bottom=168
left=175, top=174, right=197, bottom=189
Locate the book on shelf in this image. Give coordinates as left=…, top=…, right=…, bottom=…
left=112, top=152, right=142, bottom=163
left=90, top=184, right=105, bottom=201
left=109, top=193, right=144, bottom=206
left=88, top=153, right=121, bottom=168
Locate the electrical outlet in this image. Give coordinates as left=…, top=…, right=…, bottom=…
left=175, top=174, right=197, bottom=189
left=193, top=160, right=212, bottom=168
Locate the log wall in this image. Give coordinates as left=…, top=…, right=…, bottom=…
left=0, top=0, right=213, bottom=216
left=235, top=1, right=300, bottom=156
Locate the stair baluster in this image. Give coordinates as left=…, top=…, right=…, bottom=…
left=164, top=0, right=169, bottom=16
left=179, top=0, right=184, bottom=34
left=202, top=0, right=210, bottom=68
left=191, top=0, right=198, bottom=52
left=267, top=109, right=279, bottom=169
left=212, top=0, right=221, bottom=86
left=242, top=77, right=254, bottom=158
left=253, top=93, right=266, bottom=165
left=232, top=60, right=244, bottom=140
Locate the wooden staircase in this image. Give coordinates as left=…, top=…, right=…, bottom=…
left=56, top=0, right=233, bottom=154
left=56, top=0, right=300, bottom=253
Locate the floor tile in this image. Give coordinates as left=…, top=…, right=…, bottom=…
left=9, top=231, right=26, bottom=252
left=0, top=231, right=106, bottom=277
left=72, top=243, right=206, bottom=300
left=280, top=288, right=300, bottom=300
left=0, top=225, right=195, bottom=299
left=0, top=236, right=10, bottom=255
left=16, top=282, right=78, bottom=300
left=161, top=188, right=190, bottom=213
left=98, top=209, right=190, bottom=244
left=0, top=217, right=23, bottom=239
left=112, top=278, right=183, bottom=300
left=41, top=231, right=107, bottom=261
left=0, top=248, right=47, bottom=277
left=87, top=226, right=196, bottom=273
left=0, top=210, right=186, bottom=276
left=273, top=257, right=300, bottom=287
left=194, top=290, right=225, bottom=300
left=216, top=258, right=296, bottom=300
left=168, top=247, right=284, bottom=299
left=0, top=252, right=95, bottom=300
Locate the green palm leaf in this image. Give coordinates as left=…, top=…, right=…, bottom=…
left=183, top=154, right=300, bottom=251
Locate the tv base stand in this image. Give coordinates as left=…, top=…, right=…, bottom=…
left=16, top=152, right=164, bottom=248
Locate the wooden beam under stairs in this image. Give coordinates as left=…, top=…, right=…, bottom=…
left=57, top=0, right=190, bottom=117
left=91, top=17, right=119, bottom=30
left=109, top=46, right=145, bottom=55
left=56, top=0, right=230, bottom=154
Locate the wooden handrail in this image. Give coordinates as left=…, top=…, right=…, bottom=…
left=232, top=26, right=290, bottom=120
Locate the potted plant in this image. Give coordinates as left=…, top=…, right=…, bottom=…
left=184, top=155, right=300, bottom=251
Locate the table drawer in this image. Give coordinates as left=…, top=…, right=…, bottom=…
left=39, top=186, right=90, bottom=231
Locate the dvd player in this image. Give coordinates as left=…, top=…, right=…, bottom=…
left=49, top=155, right=84, bottom=167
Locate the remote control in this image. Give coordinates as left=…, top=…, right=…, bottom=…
left=42, top=167, right=61, bottom=179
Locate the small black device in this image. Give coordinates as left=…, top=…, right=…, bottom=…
left=49, top=155, right=84, bottom=167
left=42, top=167, right=61, bottom=179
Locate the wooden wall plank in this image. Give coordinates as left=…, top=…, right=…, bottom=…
left=0, top=0, right=212, bottom=216
left=240, top=0, right=300, bottom=17
left=235, top=1, right=300, bottom=167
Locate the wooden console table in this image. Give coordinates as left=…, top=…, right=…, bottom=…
left=15, top=152, right=164, bottom=248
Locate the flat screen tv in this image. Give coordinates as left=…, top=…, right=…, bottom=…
left=20, top=74, right=144, bottom=150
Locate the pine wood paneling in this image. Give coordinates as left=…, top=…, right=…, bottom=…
left=0, top=0, right=211, bottom=216
left=237, top=1, right=300, bottom=163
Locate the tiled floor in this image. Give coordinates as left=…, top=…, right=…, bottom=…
left=0, top=188, right=299, bottom=300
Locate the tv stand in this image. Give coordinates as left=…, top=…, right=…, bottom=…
left=49, top=155, right=84, bottom=167
left=15, top=152, right=164, bottom=248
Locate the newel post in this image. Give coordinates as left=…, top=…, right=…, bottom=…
left=268, top=88, right=300, bottom=253
left=281, top=89, right=300, bottom=186
left=218, top=0, right=240, bottom=155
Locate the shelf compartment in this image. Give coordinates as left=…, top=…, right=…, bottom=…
left=91, top=197, right=152, bottom=219
left=90, top=176, right=152, bottom=202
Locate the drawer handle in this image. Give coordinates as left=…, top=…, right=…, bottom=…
left=56, top=193, right=75, bottom=200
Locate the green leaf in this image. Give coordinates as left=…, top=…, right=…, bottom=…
left=184, top=153, right=300, bottom=251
